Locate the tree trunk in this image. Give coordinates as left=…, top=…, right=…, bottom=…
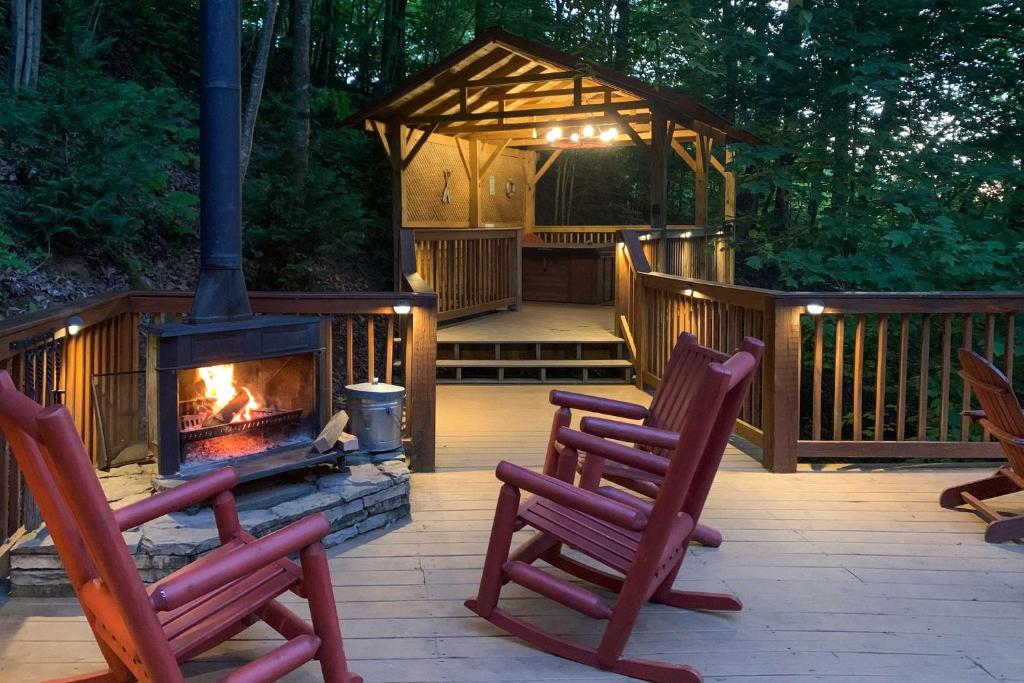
left=9, top=0, right=27, bottom=89
left=241, top=0, right=280, bottom=181
left=9, top=0, right=42, bottom=90
left=313, top=0, right=338, bottom=86
left=291, top=0, right=312, bottom=190
left=613, top=0, right=630, bottom=71
left=379, top=0, right=408, bottom=93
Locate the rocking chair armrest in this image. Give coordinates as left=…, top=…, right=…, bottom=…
left=578, top=417, right=679, bottom=451
left=549, top=390, right=649, bottom=420
left=978, top=418, right=1024, bottom=446
left=114, top=468, right=239, bottom=531
left=556, top=427, right=669, bottom=478
left=961, top=409, right=986, bottom=422
left=494, top=461, right=648, bottom=530
left=150, top=513, right=330, bottom=611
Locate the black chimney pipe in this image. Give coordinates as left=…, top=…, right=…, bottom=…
left=191, top=0, right=252, bottom=323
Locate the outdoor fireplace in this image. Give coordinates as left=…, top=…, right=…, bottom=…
left=145, top=315, right=333, bottom=480
left=145, top=0, right=333, bottom=482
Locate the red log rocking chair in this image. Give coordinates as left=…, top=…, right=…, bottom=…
left=940, top=349, right=1024, bottom=543
left=544, top=332, right=763, bottom=548
left=466, top=344, right=760, bottom=682
left=0, top=370, right=360, bottom=683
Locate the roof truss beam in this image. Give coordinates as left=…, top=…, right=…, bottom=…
left=402, top=101, right=648, bottom=126
left=458, top=69, right=583, bottom=89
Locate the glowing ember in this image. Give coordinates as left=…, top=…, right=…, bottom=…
left=197, top=364, right=258, bottom=422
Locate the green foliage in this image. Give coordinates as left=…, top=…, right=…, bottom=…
left=0, top=1, right=197, bottom=270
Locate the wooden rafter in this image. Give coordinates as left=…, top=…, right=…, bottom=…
left=454, top=138, right=472, bottom=179
left=402, top=101, right=646, bottom=126
left=479, top=85, right=611, bottom=102
left=417, top=57, right=533, bottom=117
left=372, top=121, right=393, bottom=167
left=436, top=113, right=651, bottom=137
left=395, top=49, right=513, bottom=116
left=460, top=69, right=583, bottom=88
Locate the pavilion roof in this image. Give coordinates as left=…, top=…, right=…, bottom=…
left=342, top=27, right=760, bottom=149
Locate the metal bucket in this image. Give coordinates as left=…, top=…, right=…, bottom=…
left=344, top=378, right=405, bottom=453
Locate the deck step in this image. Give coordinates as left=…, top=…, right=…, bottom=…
left=437, top=357, right=633, bottom=384
left=438, top=359, right=633, bottom=369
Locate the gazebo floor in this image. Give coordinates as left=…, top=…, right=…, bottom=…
left=3, top=386, right=1024, bottom=681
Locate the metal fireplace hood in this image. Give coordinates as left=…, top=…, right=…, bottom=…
left=191, top=0, right=251, bottom=324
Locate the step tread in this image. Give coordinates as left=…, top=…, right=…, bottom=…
left=438, top=339, right=626, bottom=345
left=437, top=359, right=633, bottom=368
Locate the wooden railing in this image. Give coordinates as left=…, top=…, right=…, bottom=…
left=616, top=233, right=1024, bottom=472
left=0, top=289, right=438, bottom=563
left=532, top=225, right=620, bottom=244
left=639, top=228, right=733, bottom=284
left=401, top=228, right=521, bottom=321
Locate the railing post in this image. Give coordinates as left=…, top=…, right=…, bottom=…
left=405, top=302, right=437, bottom=472
left=512, top=229, right=522, bottom=311
left=761, top=298, right=801, bottom=472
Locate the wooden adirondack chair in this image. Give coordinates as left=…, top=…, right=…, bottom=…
left=0, top=370, right=360, bottom=683
left=939, top=349, right=1024, bottom=543
left=466, top=346, right=760, bottom=683
left=543, top=332, right=763, bottom=548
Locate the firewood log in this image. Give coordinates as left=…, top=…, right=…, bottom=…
left=313, top=410, right=349, bottom=453
left=203, top=390, right=250, bottom=427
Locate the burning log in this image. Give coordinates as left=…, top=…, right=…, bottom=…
left=203, top=390, right=251, bottom=427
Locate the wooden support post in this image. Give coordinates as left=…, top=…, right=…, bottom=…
left=523, top=151, right=538, bottom=235
left=649, top=108, right=669, bottom=273
left=723, top=149, right=736, bottom=224
left=469, top=138, right=480, bottom=228
left=387, top=122, right=406, bottom=289
left=761, top=300, right=801, bottom=472
left=693, top=130, right=710, bottom=228
left=405, top=304, right=437, bottom=472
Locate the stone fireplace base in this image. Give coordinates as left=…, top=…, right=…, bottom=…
left=10, top=453, right=410, bottom=595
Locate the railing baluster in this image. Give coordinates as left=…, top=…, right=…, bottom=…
left=385, top=315, right=395, bottom=384
left=874, top=315, right=888, bottom=441
left=939, top=314, right=952, bottom=441
left=833, top=316, right=845, bottom=440
left=852, top=315, right=865, bottom=441
left=1006, top=314, right=1015, bottom=390
left=812, top=317, right=823, bottom=441
left=917, top=314, right=931, bottom=441
left=896, top=314, right=910, bottom=440
left=960, top=314, right=973, bottom=441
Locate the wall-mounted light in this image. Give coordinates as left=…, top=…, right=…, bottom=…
left=393, top=303, right=411, bottom=315
left=805, top=303, right=825, bottom=316
left=683, top=288, right=694, bottom=297
left=66, top=316, right=85, bottom=336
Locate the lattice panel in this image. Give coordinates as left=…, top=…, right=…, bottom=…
left=481, top=150, right=527, bottom=226
left=404, top=137, right=470, bottom=226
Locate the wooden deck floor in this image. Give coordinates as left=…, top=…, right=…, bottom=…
left=437, top=303, right=619, bottom=343
left=3, top=386, right=1024, bottom=681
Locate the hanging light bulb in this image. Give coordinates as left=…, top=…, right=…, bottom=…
left=582, top=124, right=595, bottom=138
left=532, top=128, right=538, bottom=138
left=545, top=127, right=562, bottom=143
left=570, top=131, right=580, bottom=143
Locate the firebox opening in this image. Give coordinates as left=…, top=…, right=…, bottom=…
left=177, top=353, right=318, bottom=470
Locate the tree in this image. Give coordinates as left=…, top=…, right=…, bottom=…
left=379, top=0, right=408, bottom=92
left=241, top=0, right=280, bottom=181
left=291, top=0, right=312, bottom=188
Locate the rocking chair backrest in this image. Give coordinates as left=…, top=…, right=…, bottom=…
left=0, top=370, right=179, bottom=681
left=645, top=333, right=730, bottom=457
left=638, top=358, right=734, bottom=550
left=958, top=349, right=1024, bottom=476
left=680, top=338, right=764, bottom=520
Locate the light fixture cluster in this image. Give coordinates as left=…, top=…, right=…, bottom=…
left=544, top=124, right=618, bottom=147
